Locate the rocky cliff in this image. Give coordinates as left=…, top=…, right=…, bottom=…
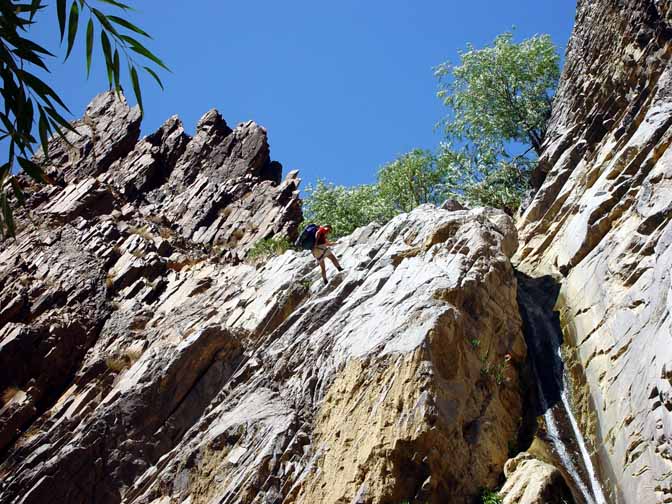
left=3, top=0, right=672, bottom=501
left=0, top=94, right=528, bottom=503
left=517, top=0, right=672, bottom=502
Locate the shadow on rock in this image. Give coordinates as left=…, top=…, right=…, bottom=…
left=515, top=271, right=563, bottom=415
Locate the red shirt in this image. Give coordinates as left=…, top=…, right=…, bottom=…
left=315, top=226, right=329, bottom=245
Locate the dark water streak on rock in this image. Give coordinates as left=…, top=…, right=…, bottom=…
left=516, top=272, right=608, bottom=504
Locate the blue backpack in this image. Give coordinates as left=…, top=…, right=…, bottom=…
left=295, top=223, right=318, bottom=250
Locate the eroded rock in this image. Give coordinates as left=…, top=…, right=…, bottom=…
left=516, top=1, right=672, bottom=502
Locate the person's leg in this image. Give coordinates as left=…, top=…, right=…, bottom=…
left=319, top=259, right=328, bottom=284
left=324, top=249, right=343, bottom=271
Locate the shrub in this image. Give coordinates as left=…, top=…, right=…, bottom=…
left=377, top=149, right=450, bottom=212
left=247, top=235, right=293, bottom=261
left=480, top=488, right=503, bottom=504
left=303, top=180, right=395, bottom=238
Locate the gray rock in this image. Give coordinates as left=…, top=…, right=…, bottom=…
left=516, top=1, right=672, bottom=502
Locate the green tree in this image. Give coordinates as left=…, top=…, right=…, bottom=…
left=303, top=180, right=395, bottom=238
left=304, top=149, right=454, bottom=237
left=437, top=141, right=535, bottom=215
left=435, top=32, right=559, bottom=155
left=300, top=32, right=561, bottom=236
left=0, top=0, right=167, bottom=238
left=435, top=32, right=560, bottom=213
left=377, top=148, right=451, bottom=213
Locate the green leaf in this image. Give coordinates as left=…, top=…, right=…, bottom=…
left=130, top=65, right=143, bottom=115
left=44, top=106, right=78, bottom=135
left=100, top=30, right=113, bottom=88
left=29, top=0, right=42, bottom=21
left=0, top=163, right=10, bottom=182
left=17, top=156, right=54, bottom=184
left=17, top=69, right=70, bottom=111
left=91, top=8, right=119, bottom=36
left=48, top=119, right=75, bottom=147
left=38, top=109, right=50, bottom=158
left=57, top=0, right=67, bottom=42
left=120, top=35, right=169, bottom=71
left=65, top=1, right=79, bottom=61
left=143, top=66, right=163, bottom=90
left=96, top=0, right=132, bottom=10
left=0, top=191, right=15, bottom=238
left=113, top=49, right=120, bottom=93
left=107, top=15, right=151, bottom=38
left=12, top=33, right=53, bottom=56
left=21, top=97, right=34, bottom=138
left=86, top=18, right=94, bottom=76
left=12, top=46, right=49, bottom=71
left=10, top=177, right=25, bottom=206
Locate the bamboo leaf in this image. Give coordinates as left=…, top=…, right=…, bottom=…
left=122, top=36, right=169, bottom=71
left=0, top=191, right=15, bottom=238
left=113, top=49, right=120, bottom=93
left=17, top=69, right=69, bottom=111
left=12, top=34, right=53, bottom=56
left=96, top=0, right=132, bottom=10
left=17, top=156, right=54, bottom=184
left=29, top=0, right=42, bottom=21
left=0, top=162, right=9, bottom=181
left=65, top=1, right=79, bottom=61
left=38, top=109, right=50, bottom=158
left=100, top=30, right=113, bottom=88
left=107, top=15, right=151, bottom=38
left=44, top=106, right=78, bottom=135
left=12, top=46, right=50, bottom=71
left=57, top=0, right=67, bottom=41
left=130, top=65, right=143, bottom=116
left=92, top=8, right=119, bottom=36
left=48, top=119, right=74, bottom=147
left=10, top=178, right=25, bottom=206
left=86, top=17, right=94, bottom=76
left=143, top=66, right=163, bottom=90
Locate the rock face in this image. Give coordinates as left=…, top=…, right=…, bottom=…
left=500, top=452, right=573, bottom=504
left=517, top=1, right=672, bottom=502
left=0, top=93, right=527, bottom=503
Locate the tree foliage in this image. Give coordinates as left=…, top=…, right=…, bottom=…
left=378, top=149, right=450, bottom=213
left=434, top=32, right=560, bottom=212
left=435, top=32, right=559, bottom=155
left=304, top=32, right=560, bottom=234
left=303, top=180, right=394, bottom=238
left=0, top=0, right=166, bottom=239
left=304, top=149, right=448, bottom=237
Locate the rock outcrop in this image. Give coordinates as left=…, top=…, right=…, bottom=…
left=0, top=94, right=527, bottom=503
left=5, top=0, right=671, bottom=500
left=500, top=452, right=573, bottom=504
left=517, top=1, right=672, bottom=502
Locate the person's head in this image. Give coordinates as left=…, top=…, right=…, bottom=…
left=324, top=225, right=333, bottom=234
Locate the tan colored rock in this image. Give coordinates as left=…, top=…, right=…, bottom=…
left=1, top=203, right=526, bottom=504
left=0, top=90, right=527, bottom=504
left=500, top=453, right=572, bottom=504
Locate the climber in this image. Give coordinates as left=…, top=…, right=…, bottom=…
left=295, top=223, right=343, bottom=285
left=312, top=225, right=343, bottom=285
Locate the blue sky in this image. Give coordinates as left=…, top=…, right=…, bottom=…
left=26, top=1, right=577, bottom=188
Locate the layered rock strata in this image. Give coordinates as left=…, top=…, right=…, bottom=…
left=516, top=1, right=672, bottom=502
left=1, top=94, right=527, bottom=503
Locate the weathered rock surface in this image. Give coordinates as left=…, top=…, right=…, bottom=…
left=35, top=92, right=142, bottom=184
left=516, top=1, right=672, bottom=502
left=0, top=93, right=528, bottom=503
left=500, top=452, right=573, bottom=504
